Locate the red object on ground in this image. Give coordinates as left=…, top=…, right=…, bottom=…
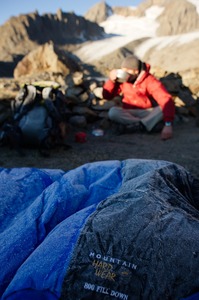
left=75, top=132, right=87, bottom=143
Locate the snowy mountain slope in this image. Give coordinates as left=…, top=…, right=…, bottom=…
left=74, top=1, right=199, bottom=73
left=74, top=6, right=164, bottom=62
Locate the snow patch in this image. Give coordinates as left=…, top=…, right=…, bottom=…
left=136, top=32, right=199, bottom=58
left=74, top=4, right=199, bottom=63
left=144, top=5, right=164, bottom=19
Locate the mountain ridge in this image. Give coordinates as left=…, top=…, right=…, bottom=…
left=0, top=9, right=105, bottom=73
left=0, top=0, right=198, bottom=80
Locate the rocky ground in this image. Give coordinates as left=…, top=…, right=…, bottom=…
left=0, top=115, right=198, bottom=178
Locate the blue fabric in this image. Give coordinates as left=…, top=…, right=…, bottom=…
left=0, top=161, right=122, bottom=299
left=0, top=159, right=199, bottom=300
left=182, top=294, right=199, bottom=300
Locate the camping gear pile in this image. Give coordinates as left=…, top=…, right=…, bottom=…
left=0, top=81, right=70, bottom=156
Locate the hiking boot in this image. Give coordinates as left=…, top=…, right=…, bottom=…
left=112, top=122, right=145, bottom=135
left=111, top=123, right=126, bottom=135
left=125, top=122, right=145, bottom=133
left=116, top=124, right=126, bottom=135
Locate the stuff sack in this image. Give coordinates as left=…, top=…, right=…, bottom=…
left=18, top=105, right=53, bottom=146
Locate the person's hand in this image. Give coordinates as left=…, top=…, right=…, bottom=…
left=161, top=125, right=173, bottom=140
left=109, top=69, right=118, bottom=82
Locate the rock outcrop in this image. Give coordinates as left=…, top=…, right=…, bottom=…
left=87, top=0, right=199, bottom=35
left=0, top=10, right=105, bottom=76
left=131, top=0, right=165, bottom=17
left=13, top=42, right=81, bottom=79
left=112, top=6, right=136, bottom=17
left=84, top=1, right=113, bottom=23
left=0, top=10, right=105, bottom=56
left=156, top=0, right=199, bottom=35
left=0, top=0, right=199, bottom=99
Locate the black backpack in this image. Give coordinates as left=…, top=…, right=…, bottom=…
left=0, top=82, right=68, bottom=156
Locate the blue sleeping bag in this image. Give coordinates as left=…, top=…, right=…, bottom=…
left=0, top=159, right=199, bottom=300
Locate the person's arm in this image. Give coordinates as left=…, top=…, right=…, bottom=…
left=102, top=70, right=122, bottom=100
left=146, top=76, right=175, bottom=140
left=161, top=122, right=173, bottom=140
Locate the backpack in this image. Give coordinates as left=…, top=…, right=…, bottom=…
left=0, top=82, right=68, bottom=156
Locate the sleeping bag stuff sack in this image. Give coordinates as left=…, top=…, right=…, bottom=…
left=0, top=159, right=199, bottom=300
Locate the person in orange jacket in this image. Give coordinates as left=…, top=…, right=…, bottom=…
left=102, top=55, right=175, bottom=140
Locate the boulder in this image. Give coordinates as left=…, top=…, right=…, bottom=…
left=13, top=42, right=81, bottom=78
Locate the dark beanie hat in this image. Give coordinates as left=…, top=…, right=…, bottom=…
left=121, top=55, right=140, bottom=70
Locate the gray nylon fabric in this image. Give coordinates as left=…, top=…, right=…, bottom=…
left=19, top=105, right=52, bottom=145
left=61, top=159, right=199, bottom=300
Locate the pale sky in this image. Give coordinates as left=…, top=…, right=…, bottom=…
left=0, top=0, right=143, bottom=25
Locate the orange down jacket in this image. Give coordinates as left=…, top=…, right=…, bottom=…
left=103, top=64, right=175, bottom=122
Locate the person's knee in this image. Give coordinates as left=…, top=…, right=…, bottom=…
left=108, top=107, right=121, bottom=121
